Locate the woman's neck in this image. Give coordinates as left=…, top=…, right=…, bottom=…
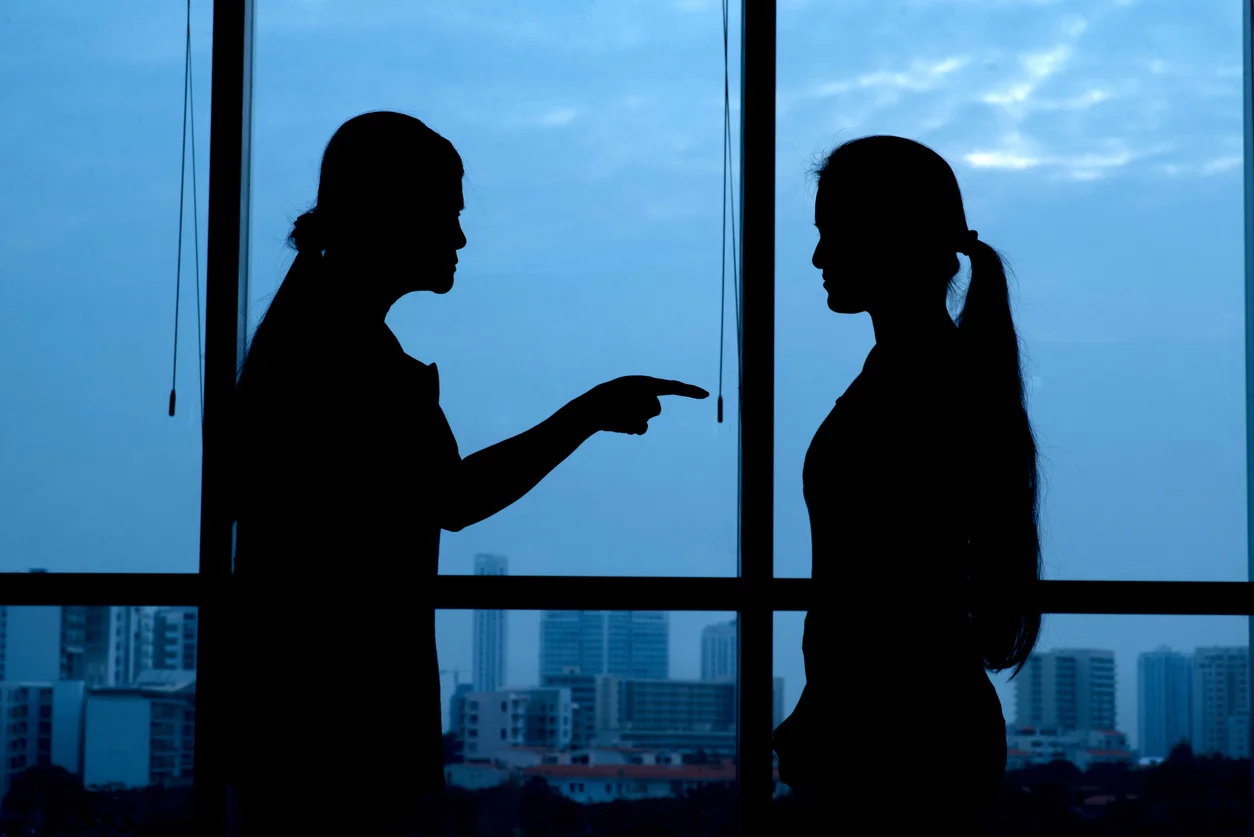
left=321, top=250, right=401, bottom=323
left=870, top=302, right=957, bottom=351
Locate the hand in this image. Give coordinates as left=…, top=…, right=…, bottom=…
left=576, top=376, right=709, bottom=435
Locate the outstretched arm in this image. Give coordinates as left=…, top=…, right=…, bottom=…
left=440, top=376, right=708, bottom=532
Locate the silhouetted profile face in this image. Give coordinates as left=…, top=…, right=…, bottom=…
left=314, top=111, right=466, bottom=300
left=811, top=178, right=873, bottom=315
left=381, top=177, right=466, bottom=297
left=810, top=135, right=968, bottom=316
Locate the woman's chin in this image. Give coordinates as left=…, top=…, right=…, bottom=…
left=825, top=292, right=864, bottom=315
left=426, top=273, right=455, bottom=295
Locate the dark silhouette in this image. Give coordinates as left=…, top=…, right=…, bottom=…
left=771, top=135, right=1043, bottom=832
left=227, top=111, right=706, bottom=836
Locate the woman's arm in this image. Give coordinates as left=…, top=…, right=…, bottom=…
left=440, top=376, right=707, bottom=532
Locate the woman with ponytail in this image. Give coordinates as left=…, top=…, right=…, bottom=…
left=230, top=112, right=706, bottom=836
left=772, top=135, right=1041, bottom=831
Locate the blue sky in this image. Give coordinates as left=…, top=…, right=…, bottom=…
left=1, top=0, right=1250, bottom=746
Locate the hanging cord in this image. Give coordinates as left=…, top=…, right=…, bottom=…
left=169, top=0, right=204, bottom=422
left=717, top=0, right=743, bottom=424
left=189, top=9, right=204, bottom=426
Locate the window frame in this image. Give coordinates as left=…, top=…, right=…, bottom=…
left=0, top=1, right=1251, bottom=835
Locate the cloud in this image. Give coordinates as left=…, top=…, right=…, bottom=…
left=536, top=108, right=579, bottom=127
left=981, top=44, right=1072, bottom=110
left=964, top=132, right=1136, bottom=180
left=1062, top=16, right=1088, bottom=38
left=807, top=55, right=970, bottom=98
left=966, top=149, right=1042, bottom=170
left=1199, top=156, right=1242, bottom=176
left=1162, top=156, right=1244, bottom=178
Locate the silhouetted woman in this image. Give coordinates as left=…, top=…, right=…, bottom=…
left=772, top=136, right=1042, bottom=832
left=229, top=111, right=706, bottom=836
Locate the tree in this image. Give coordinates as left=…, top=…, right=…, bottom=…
left=0, top=764, right=90, bottom=833
left=1165, top=741, right=1196, bottom=766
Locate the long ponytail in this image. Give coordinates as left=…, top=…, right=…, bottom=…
left=957, top=238, right=1042, bottom=678
left=236, top=209, right=327, bottom=405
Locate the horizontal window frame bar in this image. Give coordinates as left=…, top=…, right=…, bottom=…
left=1, top=574, right=1251, bottom=615
left=0, top=573, right=201, bottom=606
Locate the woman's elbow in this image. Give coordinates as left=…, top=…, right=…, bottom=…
left=439, top=503, right=474, bottom=533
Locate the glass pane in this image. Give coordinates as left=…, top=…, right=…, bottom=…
left=0, top=3, right=212, bottom=572
left=0, top=604, right=196, bottom=832
left=438, top=608, right=738, bottom=831
left=774, top=611, right=1250, bottom=832
left=775, top=2, right=1247, bottom=580
left=248, top=2, right=740, bottom=577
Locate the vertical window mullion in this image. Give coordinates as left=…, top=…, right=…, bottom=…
left=195, top=0, right=254, bottom=834
left=1241, top=0, right=1254, bottom=822
left=737, top=0, right=777, bottom=830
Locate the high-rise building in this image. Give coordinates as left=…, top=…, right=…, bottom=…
left=1016, top=649, right=1116, bottom=732
left=1192, top=646, right=1250, bottom=758
left=473, top=554, right=508, bottom=692
left=701, top=619, right=736, bottom=682
left=0, top=606, right=61, bottom=682
left=0, top=606, right=157, bottom=687
left=117, top=606, right=156, bottom=685
left=542, top=668, right=600, bottom=749
left=1138, top=647, right=1193, bottom=759
left=83, top=677, right=196, bottom=788
left=456, top=687, right=573, bottom=760
left=540, top=611, right=668, bottom=681
left=593, top=678, right=736, bottom=757
left=0, top=681, right=86, bottom=801
left=152, top=607, right=198, bottom=674
left=62, top=606, right=136, bottom=686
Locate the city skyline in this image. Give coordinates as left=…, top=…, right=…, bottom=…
left=438, top=603, right=1250, bottom=752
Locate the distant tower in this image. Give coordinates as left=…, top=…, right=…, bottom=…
left=701, top=619, right=737, bottom=682
left=152, top=607, right=198, bottom=674
left=1138, top=647, right=1193, bottom=759
left=1192, top=647, right=1250, bottom=758
left=540, top=611, right=668, bottom=681
left=1015, top=648, right=1116, bottom=732
left=473, top=554, right=508, bottom=691
left=0, top=605, right=154, bottom=687
left=0, top=606, right=61, bottom=681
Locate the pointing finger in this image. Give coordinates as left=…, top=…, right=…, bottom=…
left=647, top=378, right=710, bottom=399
